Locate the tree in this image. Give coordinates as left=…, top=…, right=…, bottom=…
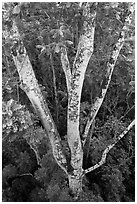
left=2, top=2, right=135, bottom=199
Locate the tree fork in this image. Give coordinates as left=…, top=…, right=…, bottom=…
left=67, top=1, right=97, bottom=174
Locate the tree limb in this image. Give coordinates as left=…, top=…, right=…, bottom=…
left=60, top=46, right=71, bottom=91
left=67, top=2, right=97, bottom=171
left=84, top=119, right=135, bottom=175
left=11, top=18, right=68, bottom=175
left=82, top=3, right=134, bottom=144
left=49, top=52, right=59, bottom=125
left=84, top=119, right=95, bottom=166
left=120, top=104, right=135, bottom=120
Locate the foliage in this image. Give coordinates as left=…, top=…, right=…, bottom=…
left=2, top=99, right=33, bottom=136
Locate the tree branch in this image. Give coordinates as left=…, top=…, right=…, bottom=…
left=82, top=3, right=134, bottom=144
left=120, top=104, right=135, bottom=120
left=60, top=46, right=71, bottom=91
left=49, top=52, right=59, bottom=125
left=84, top=119, right=135, bottom=175
left=84, top=119, right=95, bottom=166
left=11, top=18, right=68, bottom=175
left=67, top=2, right=97, bottom=171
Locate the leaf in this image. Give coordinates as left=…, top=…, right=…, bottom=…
left=12, top=5, right=20, bottom=14
left=66, top=40, right=73, bottom=45
left=45, top=48, right=50, bottom=56
left=15, top=151, right=32, bottom=173
left=125, top=36, right=135, bottom=42
left=47, top=184, right=61, bottom=201
left=66, top=3, right=71, bottom=8
left=2, top=164, right=17, bottom=181
left=41, top=29, right=48, bottom=37
left=127, top=86, right=135, bottom=96
left=129, top=81, right=135, bottom=87
left=7, top=99, right=14, bottom=108
left=36, top=45, right=45, bottom=49
left=52, top=32, right=58, bottom=39
left=65, top=28, right=72, bottom=36
left=54, top=44, right=60, bottom=53
left=110, top=2, right=119, bottom=8
left=59, top=30, right=64, bottom=38
left=34, top=167, right=48, bottom=183
left=5, top=84, right=12, bottom=91
left=126, top=55, right=135, bottom=62
left=50, top=29, right=57, bottom=35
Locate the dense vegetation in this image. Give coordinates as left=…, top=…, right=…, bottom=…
left=2, top=2, right=135, bottom=201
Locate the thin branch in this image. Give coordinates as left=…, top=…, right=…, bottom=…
left=84, top=120, right=135, bottom=175
left=120, top=104, right=135, bottom=120
left=84, top=119, right=95, bottom=166
left=17, top=83, right=20, bottom=102
left=2, top=48, right=11, bottom=76
left=24, top=140, right=42, bottom=166
left=49, top=52, right=59, bottom=126
left=47, top=34, right=59, bottom=125
left=17, top=173, right=33, bottom=177
left=60, top=46, right=71, bottom=91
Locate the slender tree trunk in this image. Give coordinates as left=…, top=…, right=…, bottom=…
left=84, top=119, right=95, bottom=167
left=49, top=53, right=59, bottom=125
left=66, top=3, right=97, bottom=197
left=47, top=34, right=59, bottom=125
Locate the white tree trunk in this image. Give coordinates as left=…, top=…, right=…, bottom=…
left=68, top=173, right=83, bottom=199
left=67, top=1, right=97, bottom=176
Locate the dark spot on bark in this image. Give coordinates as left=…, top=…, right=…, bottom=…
left=101, top=76, right=108, bottom=90
left=33, top=119, right=45, bottom=129
left=89, top=3, right=97, bottom=14
left=98, top=89, right=103, bottom=98
left=67, top=163, right=74, bottom=174
left=113, top=45, right=117, bottom=51
left=11, top=47, right=17, bottom=56
left=119, top=32, right=124, bottom=39
left=74, top=141, right=79, bottom=148
left=109, top=57, right=115, bottom=65
left=19, top=45, right=24, bottom=54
